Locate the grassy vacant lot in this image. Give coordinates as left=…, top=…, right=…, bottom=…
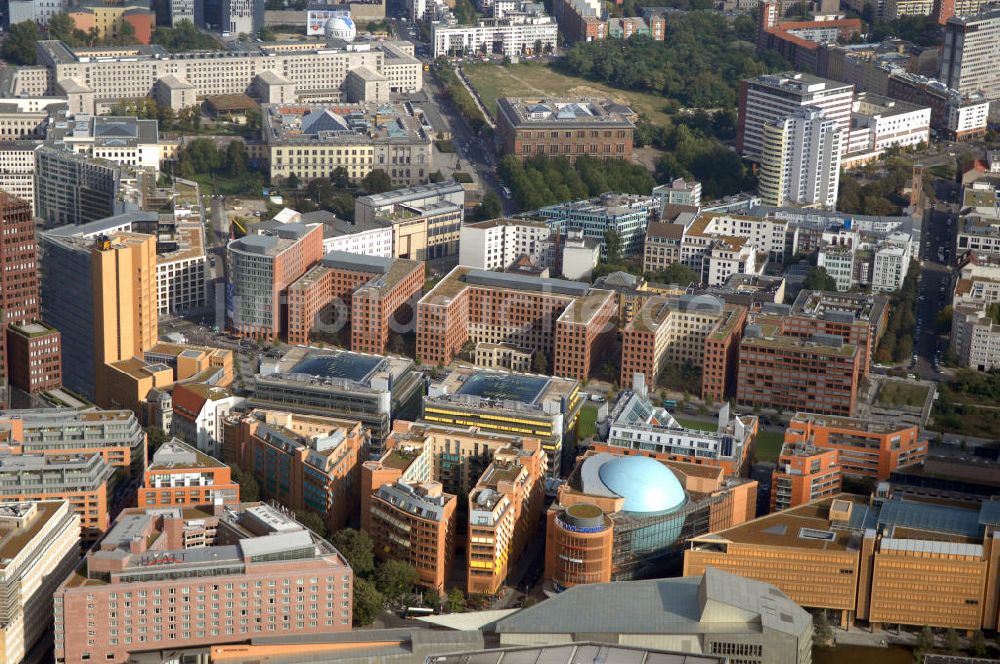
left=754, top=430, right=785, bottom=463
left=875, top=381, right=930, bottom=408
left=578, top=405, right=599, bottom=440
left=463, top=62, right=676, bottom=127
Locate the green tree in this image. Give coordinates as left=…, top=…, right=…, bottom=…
left=294, top=509, right=328, bottom=538
left=375, top=560, right=419, bottom=603
left=231, top=466, right=260, bottom=502
left=651, top=263, right=699, bottom=285
left=258, top=26, right=276, bottom=41
left=915, top=625, right=935, bottom=660
left=286, top=172, right=302, bottom=190
left=446, top=588, right=466, bottom=612
left=803, top=266, right=838, bottom=292
left=153, top=19, right=223, bottom=51
left=352, top=577, right=384, bottom=626
left=361, top=169, right=393, bottom=194
left=604, top=229, right=622, bottom=264
left=945, top=628, right=960, bottom=655
left=422, top=588, right=441, bottom=609
left=47, top=13, right=78, bottom=44
left=329, top=166, right=351, bottom=188
left=971, top=630, right=987, bottom=657
left=476, top=191, right=502, bottom=220
left=245, top=107, right=262, bottom=133
left=226, top=141, right=248, bottom=177
left=532, top=350, right=549, bottom=374
left=2, top=21, right=40, bottom=65
left=812, top=612, right=834, bottom=647
left=330, top=528, right=375, bottom=576
left=145, top=426, right=170, bottom=455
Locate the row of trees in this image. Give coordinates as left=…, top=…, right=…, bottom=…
left=498, top=154, right=655, bottom=212
left=2, top=16, right=142, bottom=64
left=434, top=59, right=491, bottom=134
left=874, top=260, right=920, bottom=364
left=561, top=16, right=785, bottom=109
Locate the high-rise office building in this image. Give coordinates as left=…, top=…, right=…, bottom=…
left=0, top=502, right=80, bottom=664
left=0, top=192, right=40, bottom=389
left=40, top=229, right=158, bottom=400
left=737, top=72, right=854, bottom=161
left=92, top=233, right=158, bottom=407
left=758, top=108, right=843, bottom=209
left=227, top=224, right=324, bottom=340
left=34, top=146, right=122, bottom=228
left=0, top=193, right=39, bottom=328
left=940, top=9, right=1000, bottom=102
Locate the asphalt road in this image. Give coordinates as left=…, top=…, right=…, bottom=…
left=914, top=202, right=955, bottom=379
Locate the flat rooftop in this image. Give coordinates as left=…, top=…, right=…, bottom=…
left=0, top=502, right=69, bottom=571
left=455, top=372, right=551, bottom=404
left=497, top=97, right=635, bottom=128
left=290, top=351, right=385, bottom=382
left=431, top=367, right=578, bottom=409
left=263, top=102, right=428, bottom=146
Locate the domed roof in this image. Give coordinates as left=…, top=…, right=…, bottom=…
left=324, top=15, right=356, bottom=41
left=597, top=456, right=686, bottom=514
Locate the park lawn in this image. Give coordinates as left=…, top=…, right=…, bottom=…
left=463, top=62, right=676, bottom=127
left=578, top=405, right=599, bottom=440
left=186, top=171, right=264, bottom=197
left=754, top=430, right=785, bottom=463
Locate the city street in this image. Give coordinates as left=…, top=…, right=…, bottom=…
left=914, top=195, right=958, bottom=380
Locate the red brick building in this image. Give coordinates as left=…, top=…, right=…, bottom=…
left=495, top=97, right=635, bottom=163
left=737, top=323, right=863, bottom=416
left=5, top=322, right=62, bottom=393
left=286, top=251, right=424, bottom=354
left=416, top=266, right=616, bottom=381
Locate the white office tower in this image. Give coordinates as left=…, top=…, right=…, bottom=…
left=758, top=107, right=843, bottom=210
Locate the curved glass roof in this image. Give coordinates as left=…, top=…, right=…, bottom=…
left=598, top=455, right=686, bottom=514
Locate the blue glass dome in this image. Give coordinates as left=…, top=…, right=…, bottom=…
left=598, top=456, right=687, bottom=514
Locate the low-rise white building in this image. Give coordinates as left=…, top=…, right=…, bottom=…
left=608, top=378, right=757, bottom=469
left=0, top=141, right=38, bottom=212
left=561, top=231, right=601, bottom=280
left=307, top=210, right=395, bottom=257
left=46, top=113, right=175, bottom=173
left=817, top=243, right=857, bottom=292
left=952, top=305, right=1000, bottom=371
left=459, top=218, right=552, bottom=270
left=844, top=93, right=930, bottom=167
left=433, top=8, right=558, bottom=57
left=171, top=383, right=246, bottom=458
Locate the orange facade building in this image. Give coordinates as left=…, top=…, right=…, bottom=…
left=784, top=412, right=926, bottom=480
left=0, top=449, right=112, bottom=540
left=467, top=443, right=546, bottom=596
left=286, top=252, right=423, bottom=354
left=685, top=493, right=1000, bottom=630
left=223, top=408, right=367, bottom=533
left=138, top=439, right=240, bottom=509
left=361, top=420, right=546, bottom=592
left=416, top=267, right=616, bottom=381
left=737, top=323, right=864, bottom=417
left=770, top=442, right=841, bottom=511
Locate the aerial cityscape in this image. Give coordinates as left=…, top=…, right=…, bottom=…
left=0, top=0, right=998, bottom=662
